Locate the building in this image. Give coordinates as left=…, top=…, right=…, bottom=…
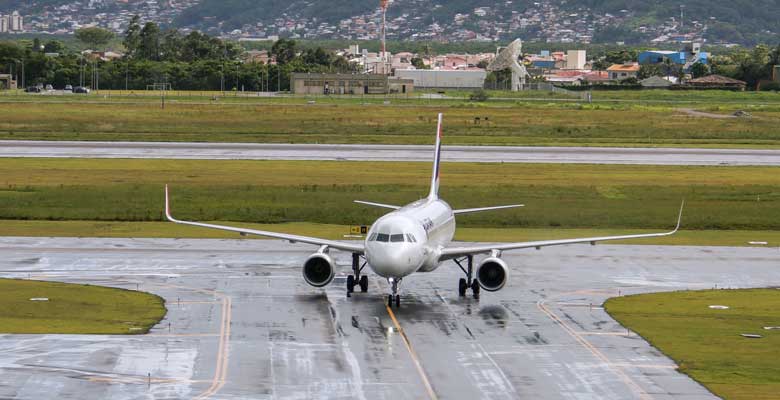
left=686, top=75, right=746, bottom=90
left=607, top=63, right=640, bottom=81
left=0, top=16, right=7, bottom=33
left=774, top=65, right=780, bottom=82
left=291, top=73, right=414, bottom=95
left=394, top=69, right=487, bottom=89
left=565, top=50, right=586, bottom=70
left=638, top=43, right=708, bottom=67
left=639, top=76, right=674, bottom=88
left=10, top=11, right=22, bottom=31
left=0, top=74, right=17, bottom=90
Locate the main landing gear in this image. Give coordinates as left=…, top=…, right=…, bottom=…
left=454, top=255, right=480, bottom=299
left=346, top=253, right=368, bottom=297
left=387, top=277, right=401, bottom=308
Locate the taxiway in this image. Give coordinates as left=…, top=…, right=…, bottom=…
left=1, top=237, right=777, bottom=399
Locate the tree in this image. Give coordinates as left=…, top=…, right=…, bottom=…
left=690, top=62, right=710, bottom=79
left=638, top=64, right=663, bottom=79
left=138, top=22, right=161, bottom=61
left=123, top=15, right=142, bottom=58
left=43, top=40, right=65, bottom=54
left=271, top=39, right=297, bottom=65
left=32, top=38, right=42, bottom=52
left=75, top=27, right=115, bottom=50
left=302, top=47, right=332, bottom=66
left=411, top=57, right=428, bottom=69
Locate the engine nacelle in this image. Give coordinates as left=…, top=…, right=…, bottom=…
left=302, top=253, right=335, bottom=287
left=476, top=257, right=508, bottom=292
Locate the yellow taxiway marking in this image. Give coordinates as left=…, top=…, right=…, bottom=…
left=151, top=282, right=232, bottom=400
left=537, top=299, right=652, bottom=400
left=385, top=304, right=438, bottom=400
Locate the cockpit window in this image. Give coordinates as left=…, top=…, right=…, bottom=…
left=376, top=233, right=389, bottom=242
left=368, top=233, right=377, bottom=241
left=406, top=234, right=417, bottom=243
left=390, top=234, right=405, bottom=243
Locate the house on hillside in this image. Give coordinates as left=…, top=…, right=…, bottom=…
left=607, top=63, right=640, bottom=81
left=639, top=75, right=674, bottom=88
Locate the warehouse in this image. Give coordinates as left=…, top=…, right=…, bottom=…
left=394, top=70, right=487, bottom=89
left=291, top=73, right=414, bottom=95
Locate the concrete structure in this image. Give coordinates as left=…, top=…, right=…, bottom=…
left=0, top=74, right=17, bottom=90
left=487, top=39, right=529, bottom=90
left=565, top=50, right=586, bottom=69
left=607, top=63, right=640, bottom=81
left=773, top=65, right=780, bottom=82
left=291, top=73, right=413, bottom=95
left=395, top=69, right=487, bottom=89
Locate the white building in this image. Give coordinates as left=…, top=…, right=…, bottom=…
left=10, top=11, right=22, bottom=31
left=0, top=16, right=8, bottom=33
left=395, top=69, right=487, bottom=89
left=565, top=50, right=586, bottom=70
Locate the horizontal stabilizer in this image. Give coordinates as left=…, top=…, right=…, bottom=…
left=453, top=204, right=524, bottom=215
left=354, top=200, right=401, bottom=210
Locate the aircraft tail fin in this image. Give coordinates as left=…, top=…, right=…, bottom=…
left=428, top=113, right=443, bottom=200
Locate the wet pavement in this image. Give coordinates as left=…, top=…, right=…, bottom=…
left=3, top=141, right=780, bottom=165
left=0, top=237, right=777, bottom=399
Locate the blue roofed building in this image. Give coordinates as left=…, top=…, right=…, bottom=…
left=638, top=42, right=708, bottom=71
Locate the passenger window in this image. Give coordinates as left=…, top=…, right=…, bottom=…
left=376, top=233, right=389, bottom=242
left=390, top=234, right=405, bottom=243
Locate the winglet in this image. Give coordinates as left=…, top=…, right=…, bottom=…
left=164, top=185, right=175, bottom=222
left=674, top=199, right=685, bottom=232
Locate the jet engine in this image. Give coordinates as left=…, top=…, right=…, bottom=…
left=302, top=253, right=335, bottom=287
left=476, top=257, right=508, bottom=291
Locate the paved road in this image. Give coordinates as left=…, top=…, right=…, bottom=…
left=2, top=237, right=778, bottom=399
left=2, top=140, right=780, bottom=165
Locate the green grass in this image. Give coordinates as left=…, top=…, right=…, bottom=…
left=0, top=158, right=779, bottom=233
left=606, top=289, right=780, bottom=400
left=1, top=94, right=780, bottom=148
left=0, top=278, right=166, bottom=334
left=1, top=220, right=778, bottom=247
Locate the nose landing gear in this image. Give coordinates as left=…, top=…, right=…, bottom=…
left=387, top=277, right=402, bottom=308
left=454, top=255, right=480, bottom=299
left=347, top=253, right=369, bottom=297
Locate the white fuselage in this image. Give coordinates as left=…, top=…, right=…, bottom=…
left=364, top=197, right=456, bottom=278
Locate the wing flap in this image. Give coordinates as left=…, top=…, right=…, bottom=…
left=353, top=200, right=401, bottom=210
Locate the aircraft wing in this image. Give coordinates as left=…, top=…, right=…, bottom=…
left=165, top=186, right=364, bottom=253
left=441, top=201, right=684, bottom=260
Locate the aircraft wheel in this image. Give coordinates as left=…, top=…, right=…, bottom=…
left=471, top=280, right=480, bottom=300
left=395, top=294, right=401, bottom=308
left=359, top=275, right=368, bottom=292
left=346, top=275, right=355, bottom=293
left=388, top=294, right=394, bottom=307
left=458, top=278, right=467, bottom=296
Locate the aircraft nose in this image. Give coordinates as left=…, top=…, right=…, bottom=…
left=367, top=243, right=424, bottom=278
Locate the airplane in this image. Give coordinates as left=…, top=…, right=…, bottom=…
left=164, top=113, right=684, bottom=308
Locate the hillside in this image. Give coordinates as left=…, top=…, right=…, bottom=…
left=4, top=0, right=779, bottom=45
left=172, top=0, right=779, bottom=44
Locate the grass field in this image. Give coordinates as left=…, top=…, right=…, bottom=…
left=0, top=278, right=166, bottom=334
left=0, top=158, right=778, bottom=236
left=605, top=289, right=780, bottom=400
left=1, top=220, right=779, bottom=247
left=1, top=93, right=780, bottom=148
